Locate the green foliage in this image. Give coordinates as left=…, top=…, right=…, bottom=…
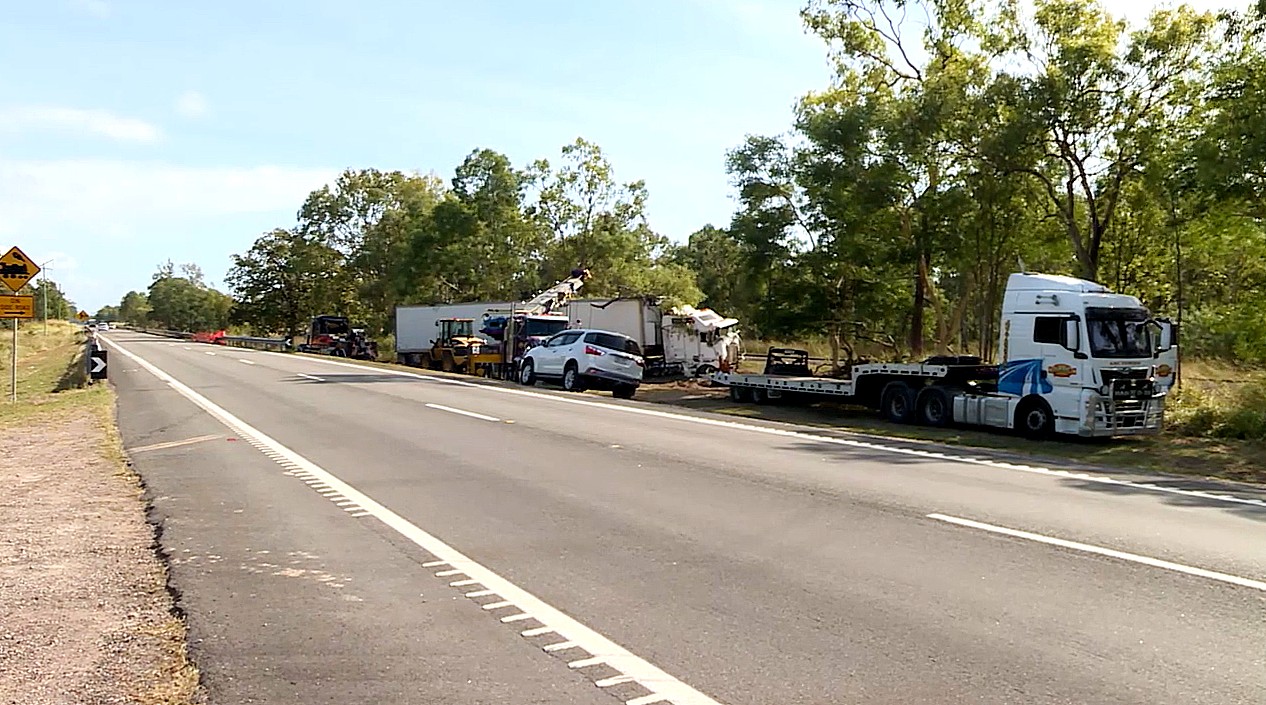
left=30, top=279, right=73, bottom=320
left=226, top=139, right=699, bottom=336
left=1168, top=378, right=1266, bottom=441
left=225, top=228, right=342, bottom=337
left=145, top=263, right=233, bottom=332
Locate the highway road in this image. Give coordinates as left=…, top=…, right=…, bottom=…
left=102, top=330, right=1266, bottom=704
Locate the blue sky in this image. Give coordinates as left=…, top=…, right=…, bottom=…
left=2, top=0, right=1235, bottom=313
left=2, top=0, right=830, bottom=312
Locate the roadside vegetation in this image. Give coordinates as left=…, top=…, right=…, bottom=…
left=90, top=0, right=1266, bottom=476
left=0, top=320, right=201, bottom=704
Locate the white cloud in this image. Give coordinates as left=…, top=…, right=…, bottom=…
left=0, top=106, right=161, bottom=143
left=69, top=0, right=110, bottom=18
left=175, top=90, right=209, bottom=118
left=0, top=159, right=338, bottom=309
left=0, top=159, right=336, bottom=238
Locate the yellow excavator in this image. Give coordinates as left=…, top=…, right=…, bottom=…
left=420, top=318, right=502, bottom=375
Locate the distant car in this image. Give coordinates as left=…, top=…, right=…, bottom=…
left=518, top=328, right=644, bottom=399
left=97, top=322, right=109, bottom=331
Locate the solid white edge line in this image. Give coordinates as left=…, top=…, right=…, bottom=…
left=425, top=402, right=501, bottom=423
left=927, top=513, right=1266, bottom=592
left=104, top=337, right=724, bottom=705
left=225, top=343, right=1266, bottom=511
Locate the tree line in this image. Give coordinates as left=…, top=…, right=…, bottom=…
left=108, top=0, right=1266, bottom=365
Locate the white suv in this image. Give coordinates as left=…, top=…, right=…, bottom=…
left=519, top=329, right=644, bottom=399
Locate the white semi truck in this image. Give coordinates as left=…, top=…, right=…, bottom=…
left=712, top=272, right=1178, bottom=438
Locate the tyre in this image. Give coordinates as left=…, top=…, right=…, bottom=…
left=917, top=387, right=952, bottom=427
left=519, top=359, right=536, bottom=386
left=1016, top=397, right=1055, bottom=440
left=333, top=348, right=346, bottom=358
left=613, top=384, right=636, bottom=400
left=695, top=364, right=718, bottom=378
left=562, top=362, right=584, bottom=392
left=880, top=382, right=916, bottom=424
left=729, top=385, right=752, bottom=403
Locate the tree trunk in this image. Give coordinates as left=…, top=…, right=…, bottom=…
left=911, top=254, right=926, bottom=357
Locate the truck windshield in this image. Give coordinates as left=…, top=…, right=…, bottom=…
left=525, top=318, right=568, bottom=336
left=1086, top=307, right=1151, bottom=359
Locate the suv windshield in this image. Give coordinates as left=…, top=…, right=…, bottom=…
left=525, top=318, right=568, bottom=336
left=1086, top=307, right=1151, bottom=359
left=585, top=331, right=642, bottom=356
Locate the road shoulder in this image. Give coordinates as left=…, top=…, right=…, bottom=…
left=0, top=404, right=200, bottom=704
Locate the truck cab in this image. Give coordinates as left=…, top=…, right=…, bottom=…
left=992, top=273, right=1177, bottom=437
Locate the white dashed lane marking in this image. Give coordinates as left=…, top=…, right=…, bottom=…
left=929, top=513, right=1266, bottom=592
left=108, top=336, right=726, bottom=705
left=237, top=345, right=1266, bottom=510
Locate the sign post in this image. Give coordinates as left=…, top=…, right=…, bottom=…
left=0, top=246, right=41, bottom=403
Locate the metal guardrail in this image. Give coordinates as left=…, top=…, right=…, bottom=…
left=221, top=336, right=292, bottom=352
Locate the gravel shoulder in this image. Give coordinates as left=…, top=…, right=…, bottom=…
left=0, top=325, right=200, bottom=705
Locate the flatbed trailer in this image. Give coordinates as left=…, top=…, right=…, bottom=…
left=714, top=348, right=1004, bottom=420
left=711, top=272, right=1177, bottom=439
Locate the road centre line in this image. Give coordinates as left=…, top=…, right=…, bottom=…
left=239, top=359, right=256, bottom=365
left=928, top=513, right=1266, bottom=592
left=425, top=402, right=501, bottom=422
left=241, top=347, right=1266, bottom=511
left=297, top=373, right=325, bottom=382
left=105, top=336, right=724, bottom=705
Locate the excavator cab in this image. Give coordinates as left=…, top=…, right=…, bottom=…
left=437, top=318, right=477, bottom=344
left=428, top=318, right=499, bottom=374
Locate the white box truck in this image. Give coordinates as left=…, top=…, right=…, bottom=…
left=566, top=298, right=741, bottom=376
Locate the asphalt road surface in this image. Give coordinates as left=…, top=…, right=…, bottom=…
left=102, top=331, right=1266, bottom=705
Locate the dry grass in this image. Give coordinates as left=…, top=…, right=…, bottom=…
left=0, top=322, right=202, bottom=704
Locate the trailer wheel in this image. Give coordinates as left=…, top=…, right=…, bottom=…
left=1016, top=397, right=1055, bottom=440
left=729, top=386, right=752, bottom=403
left=917, top=387, right=951, bottom=427
left=881, top=382, right=916, bottom=424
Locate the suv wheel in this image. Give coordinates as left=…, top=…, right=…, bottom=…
left=562, top=362, right=584, bottom=392
left=519, top=359, right=536, bottom=386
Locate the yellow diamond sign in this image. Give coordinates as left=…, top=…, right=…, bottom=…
left=0, top=246, right=39, bottom=293
left=77, top=310, right=90, bottom=321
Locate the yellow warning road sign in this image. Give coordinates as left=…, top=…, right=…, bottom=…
left=0, top=295, right=34, bottom=319
left=0, top=246, right=40, bottom=293
left=77, top=310, right=90, bottom=321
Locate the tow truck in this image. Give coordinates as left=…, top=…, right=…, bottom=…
left=713, top=272, right=1178, bottom=438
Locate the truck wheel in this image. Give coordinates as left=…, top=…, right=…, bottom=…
left=917, top=387, right=952, bottom=427
left=333, top=348, right=346, bottom=358
left=562, top=362, right=585, bottom=392
left=1016, top=397, right=1055, bottom=440
left=881, top=382, right=916, bottom=424
left=729, top=386, right=752, bottom=403
left=519, top=360, right=536, bottom=386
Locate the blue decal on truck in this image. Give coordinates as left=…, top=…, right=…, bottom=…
left=999, top=358, right=1052, bottom=396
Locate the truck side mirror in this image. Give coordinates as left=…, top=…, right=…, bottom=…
left=1153, top=319, right=1175, bottom=355
left=1062, top=319, right=1081, bottom=353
